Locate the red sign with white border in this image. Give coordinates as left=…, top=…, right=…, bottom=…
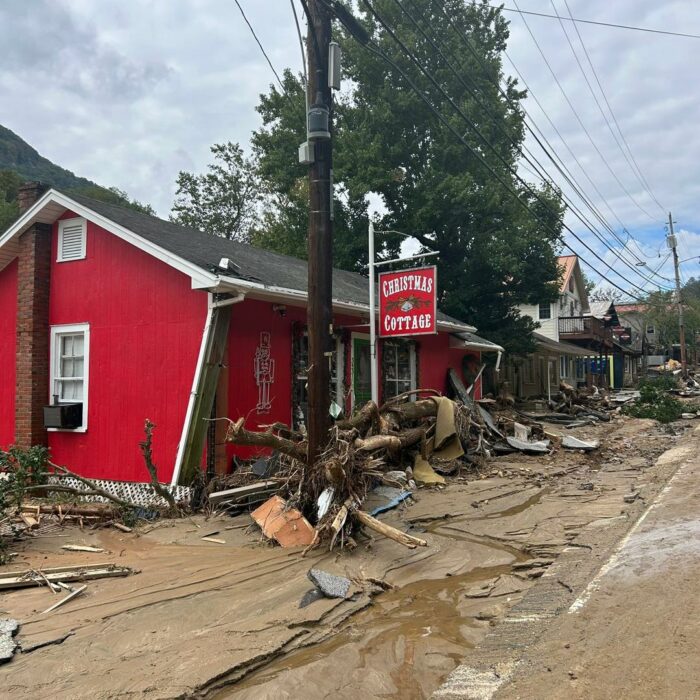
left=379, top=266, right=437, bottom=337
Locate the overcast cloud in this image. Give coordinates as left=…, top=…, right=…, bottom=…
left=1, top=0, right=698, bottom=296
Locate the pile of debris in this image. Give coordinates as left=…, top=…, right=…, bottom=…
left=210, top=372, right=606, bottom=551
left=517, top=382, right=615, bottom=428
left=215, top=372, right=509, bottom=552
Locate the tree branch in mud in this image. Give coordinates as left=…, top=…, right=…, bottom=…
left=140, top=419, right=178, bottom=510
left=23, top=461, right=135, bottom=510
left=353, top=510, right=428, bottom=549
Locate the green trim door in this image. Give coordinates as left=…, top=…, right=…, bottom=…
left=352, top=336, right=372, bottom=408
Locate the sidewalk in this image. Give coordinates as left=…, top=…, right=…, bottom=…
left=436, top=426, right=700, bottom=700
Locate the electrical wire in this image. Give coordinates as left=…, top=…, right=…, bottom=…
left=322, top=0, right=654, bottom=299
left=396, top=0, right=673, bottom=290
left=551, top=0, right=666, bottom=217
left=510, top=0, right=662, bottom=224
left=233, top=0, right=293, bottom=105
left=290, top=0, right=308, bottom=86
left=426, top=0, right=673, bottom=283
left=493, top=5, right=700, bottom=40
left=563, top=0, right=666, bottom=214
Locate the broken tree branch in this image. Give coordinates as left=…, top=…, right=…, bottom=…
left=353, top=510, right=428, bottom=549
left=226, top=418, right=308, bottom=461
left=140, top=419, right=177, bottom=510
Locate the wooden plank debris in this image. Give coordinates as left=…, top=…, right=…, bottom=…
left=62, top=545, right=105, bottom=553
left=0, top=564, right=133, bottom=591
left=209, top=481, right=278, bottom=506
left=200, top=537, right=226, bottom=544
left=42, top=585, right=86, bottom=615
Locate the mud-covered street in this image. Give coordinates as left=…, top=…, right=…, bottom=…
left=0, top=413, right=693, bottom=699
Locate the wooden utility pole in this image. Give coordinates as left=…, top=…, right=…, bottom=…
left=668, top=212, right=688, bottom=376
left=306, top=0, right=333, bottom=464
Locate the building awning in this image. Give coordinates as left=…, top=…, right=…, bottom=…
left=450, top=331, right=504, bottom=353
left=533, top=332, right=590, bottom=357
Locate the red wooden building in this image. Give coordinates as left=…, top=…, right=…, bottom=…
left=0, top=183, right=502, bottom=485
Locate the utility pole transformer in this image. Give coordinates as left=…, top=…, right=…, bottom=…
left=668, top=212, right=687, bottom=376
left=305, top=0, right=333, bottom=464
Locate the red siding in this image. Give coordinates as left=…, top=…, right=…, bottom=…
left=223, top=304, right=481, bottom=466
left=48, top=214, right=207, bottom=482
left=0, top=259, right=18, bottom=448
left=416, top=333, right=482, bottom=399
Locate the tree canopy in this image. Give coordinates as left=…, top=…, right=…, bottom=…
left=171, top=142, right=260, bottom=241
left=174, top=0, right=566, bottom=354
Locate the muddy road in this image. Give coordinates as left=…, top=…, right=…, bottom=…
left=0, top=416, right=688, bottom=699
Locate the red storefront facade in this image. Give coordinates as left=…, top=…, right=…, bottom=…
left=0, top=186, right=502, bottom=485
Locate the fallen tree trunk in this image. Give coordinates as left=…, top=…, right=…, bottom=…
left=383, top=399, right=438, bottom=422
left=336, top=400, right=381, bottom=433
left=226, top=418, right=307, bottom=461
left=353, top=509, right=428, bottom=549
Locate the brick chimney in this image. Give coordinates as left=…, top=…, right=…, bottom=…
left=15, top=182, right=51, bottom=447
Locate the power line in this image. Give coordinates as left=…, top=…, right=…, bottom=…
left=326, top=0, right=654, bottom=299
left=563, top=0, right=667, bottom=214
left=550, top=0, right=666, bottom=217
left=395, top=0, right=672, bottom=290
left=233, top=0, right=297, bottom=109
left=494, top=5, right=700, bottom=40
left=511, top=0, right=662, bottom=224
left=421, top=0, right=674, bottom=287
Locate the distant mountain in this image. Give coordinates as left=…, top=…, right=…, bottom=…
left=0, top=124, right=99, bottom=191
left=0, top=124, right=154, bottom=232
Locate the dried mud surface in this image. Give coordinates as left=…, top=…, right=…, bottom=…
left=0, top=416, right=686, bottom=700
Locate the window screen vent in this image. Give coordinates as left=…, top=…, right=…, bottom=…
left=58, top=219, right=86, bottom=261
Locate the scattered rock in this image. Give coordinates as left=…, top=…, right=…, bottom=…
left=0, top=619, right=19, bottom=663
left=307, top=569, right=351, bottom=599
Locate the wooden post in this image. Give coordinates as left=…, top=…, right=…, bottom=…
left=306, top=0, right=333, bottom=465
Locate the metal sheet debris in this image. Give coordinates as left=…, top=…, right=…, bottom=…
left=562, top=436, right=600, bottom=451
left=505, top=436, right=550, bottom=454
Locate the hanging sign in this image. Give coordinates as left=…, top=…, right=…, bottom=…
left=379, top=266, right=437, bottom=337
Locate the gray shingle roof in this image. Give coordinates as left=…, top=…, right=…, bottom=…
left=66, top=192, right=471, bottom=329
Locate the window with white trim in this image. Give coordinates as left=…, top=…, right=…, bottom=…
left=538, top=302, right=551, bottom=320
left=50, top=324, right=89, bottom=430
left=57, top=217, right=87, bottom=262
left=382, top=341, right=416, bottom=400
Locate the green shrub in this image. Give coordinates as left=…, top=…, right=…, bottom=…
left=0, top=444, right=50, bottom=513
left=622, top=377, right=684, bottom=424
left=0, top=445, right=50, bottom=563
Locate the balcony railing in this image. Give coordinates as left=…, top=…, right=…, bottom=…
left=559, top=315, right=606, bottom=340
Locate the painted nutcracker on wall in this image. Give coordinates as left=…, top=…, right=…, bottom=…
left=254, top=331, right=275, bottom=413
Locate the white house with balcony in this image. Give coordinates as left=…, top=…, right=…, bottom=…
left=517, top=255, right=590, bottom=342
left=505, top=255, right=592, bottom=396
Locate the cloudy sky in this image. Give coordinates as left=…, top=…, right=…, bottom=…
left=1, top=0, right=698, bottom=297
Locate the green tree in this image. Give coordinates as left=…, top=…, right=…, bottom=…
left=170, top=142, right=260, bottom=241
left=0, top=169, right=22, bottom=232
left=250, top=0, right=564, bottom=353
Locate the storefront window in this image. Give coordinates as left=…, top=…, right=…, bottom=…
left=293, top=333, right=344, bottom=429
left=382, top=341, right=416, bottom=400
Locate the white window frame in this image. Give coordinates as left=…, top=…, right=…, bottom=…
left=538, top=302, right=552, bottom=320
left=49, top=323, right=90, bottom=432
left=382, top=340, right=417, bottom=400
left=57, top=217, right=87, bottom=262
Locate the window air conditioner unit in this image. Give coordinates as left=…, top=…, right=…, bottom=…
left=43, top=403, right=83, bottom=430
